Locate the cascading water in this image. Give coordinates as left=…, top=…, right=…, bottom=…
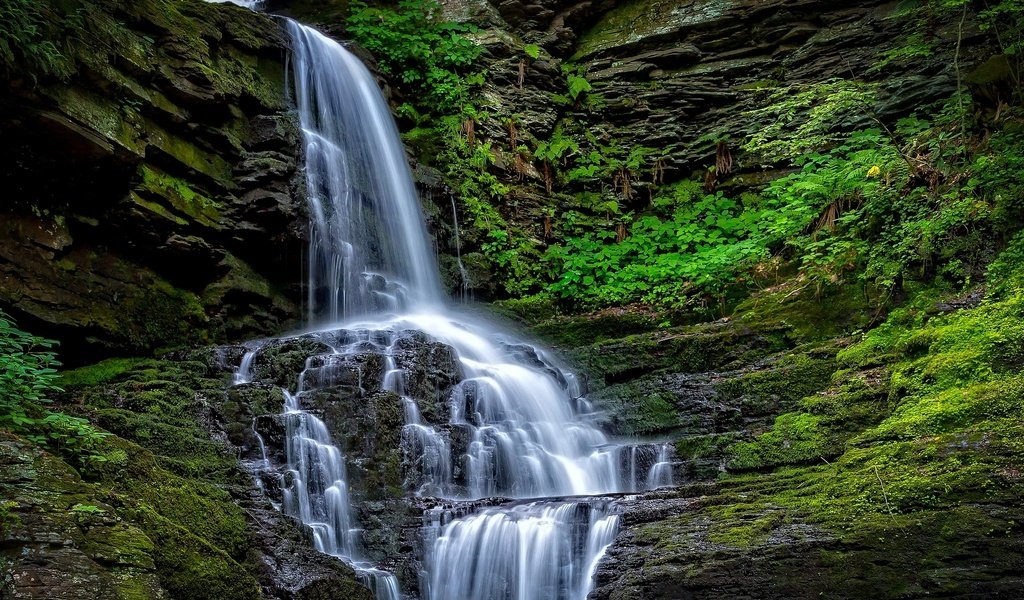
left=448, top=195, right=470, bottom=302
left=288, top=22, right=442, bottom=322
left=207, top=0, right=263, bottom=8
left=422, top=501, right=619, bottom=600
left=225, top=12, right=675, bottom=600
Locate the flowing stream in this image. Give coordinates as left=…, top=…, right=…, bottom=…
left=228, top=14, right=674, bottom=600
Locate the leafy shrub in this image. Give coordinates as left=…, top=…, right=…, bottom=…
left=0, top=0, right=73, bottom=80
left=346, top=0, right=481, bottom=113
left=0, top=310, right=62, bottom=431
left=742, top=79, right=878, bottom=163
left=546, top=183, right=774, bottom=309
left=0, top=310, right=108, bottom=458
left=542, top=82, right=1023, bottom=311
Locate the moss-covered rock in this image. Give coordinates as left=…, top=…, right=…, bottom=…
left=0, top=0, right=304, bottom=362
left=17, top=355, right=375, bottom=600
left=518, top=270, right=1023, bottom=597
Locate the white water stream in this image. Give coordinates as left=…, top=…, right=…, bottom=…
left=223, top=12, right=674, bottom=600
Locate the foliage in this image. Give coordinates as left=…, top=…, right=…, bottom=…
left=0, top=310, right=109, bottom=458
left=542, top=87, right=1023, bottom=311
left=547, top=183, right=772, bottom=309
left=0, top=0, right=73, bottom=80
left=978, top=0, right=1024, bottom=56
left=567, top=73, right=592, bottom=101
left=742, top=78, right=878, bottom=163
left=533, top=125, right=580, bottom=166
left=0, top=311, right=61, bottom=432
left=429, top=112, right=548, bottom=296
left=876, top=0, right=1024, bottom=75
left=346, top=0, right=481, bottom=113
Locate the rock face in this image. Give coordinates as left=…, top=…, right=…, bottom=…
left=520, top=281, right=1024, bottom=600
left=0, top=434, right=166, bottom=600
left=0, top=0, right=306, bottom=362
left=0, top=355, right=372, bottom=600
left=224, top=327, right=466, bottom=592
left=344, top=0, right=994, bottom=299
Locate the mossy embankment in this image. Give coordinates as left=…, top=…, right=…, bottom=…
left=0, top=0, right=305, bottom=362
left=507, top=255, right=1024, bottom=597
left=1, top=355, right=371, bottom=599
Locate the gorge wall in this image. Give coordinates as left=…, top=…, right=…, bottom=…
left=394, top=0, right=998, bottom=300
left=2, top=0, right=1023, bottom=599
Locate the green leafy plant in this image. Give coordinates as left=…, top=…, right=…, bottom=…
left=346, top=0, right=481, bottom=113
left=0, top=310, right=109, bottom=459
left=546, top=183, right=774, bottom=309
left=541, top=85, right=1023, bottom=311
left=0, top=0, right=73, bottom=80
left=743, top=78, right=878, bottom=163
left=0, top=310, right=62, bottom=431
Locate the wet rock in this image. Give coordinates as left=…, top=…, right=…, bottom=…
left=391, top=331, right=462, bottom=422
left=250, top=337, right=334, bottom=390
left=0, top=434, right=166, bottom=600
left=0, top=0, right=304, bottom=362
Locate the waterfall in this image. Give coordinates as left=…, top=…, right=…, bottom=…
left=223, top=13, right=676, bottom=600
left=289, top=22, right=443, bottom=322
left=449, top=195, right=470, bottom=302
left=422, top=502, right=619, bottom=600
left=207, top=0, right=263, bottom=8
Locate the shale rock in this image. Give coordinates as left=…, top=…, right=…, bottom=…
left=0, top=0, right=305, bottom=361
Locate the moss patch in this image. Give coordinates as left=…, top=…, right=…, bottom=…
left=55, top=357, right=263, bottom=599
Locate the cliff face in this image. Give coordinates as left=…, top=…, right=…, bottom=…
left=0, top=354, right=373, bottom=600
left=385, top=0, right=994, bottom=299
left=394, top=2, right=1021, bottom=598
left=0, top=0, right=306, bottom=362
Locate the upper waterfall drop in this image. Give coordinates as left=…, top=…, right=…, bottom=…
left=288, top=21, right=445, bottom=323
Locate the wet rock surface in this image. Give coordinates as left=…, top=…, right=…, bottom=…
left=0, top=356, right=372, bottom=600
left=0, top=0, right=305, bottom=362
left=227, top=327, right=467, bottom=592
left=520, top=291, right=1024, bottom=599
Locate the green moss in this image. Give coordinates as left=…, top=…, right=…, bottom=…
left=48, top=86, right=146, bottom=156
left=734, top=282, right=876, bottom=344
left=574, top=0, right=732, bottom=59
left=136, top=165, right=222, bottom=227
left=142, top=120, right=235, bottom=189
left=120, top=279, right=208, bottom=352
left=591, top=385, right=680, bottom=436
left=529, top=310, right=661, bottom=348
left=716, top=348, right=838, bottom=410
left=200, top=253, right=297, bottom=331
left=714, top=278, right=1024, bottom=545
left=675, top=432, right=743, bottom=460
left=130, top=504, right=258, bottom=600
left=568, top=319, right=785, bottom=389
left=58, top=358, right=148, bottom=388
left=730, top=412, right=829, bottom=469
left=58, top=358, right=266, bottom=599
